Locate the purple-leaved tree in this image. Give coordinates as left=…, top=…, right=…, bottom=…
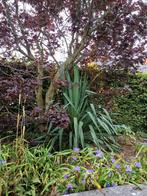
left=0, top=0, right=146, bottom=110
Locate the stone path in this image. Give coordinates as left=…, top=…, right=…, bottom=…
left=65, top=184, right=147, bottom=196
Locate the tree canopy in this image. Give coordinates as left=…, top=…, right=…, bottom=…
left=0, top=0, right=146, bottom=66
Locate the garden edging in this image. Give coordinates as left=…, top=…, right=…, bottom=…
left=65, top=184, right=147, bottom=196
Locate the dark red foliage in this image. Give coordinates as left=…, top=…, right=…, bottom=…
left=46, top=105, right=70, bottom=129
left=0, top=59, right=37, bottom=102
left=0, top=59, right=70, bottom=133
left=0, top=59, right=37, bottom=133
left=31, top=107, right=43, bottom=118
left=0, top=0, right=146, bottom=69
left=53, top=79, right=68, bottom=88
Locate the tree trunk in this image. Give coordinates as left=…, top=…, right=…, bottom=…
left=35, top=63, right=44, bottom=110
left=45, top=70, right=60, bottom=110
left=45, top=36, right=87, bottom=110
left=45, top=57, right=74, bottom=110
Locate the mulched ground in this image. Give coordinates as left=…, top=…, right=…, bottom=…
left=118, top=135, right=146, bottom=161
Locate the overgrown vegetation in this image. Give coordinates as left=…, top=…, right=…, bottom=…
left=0, top=0, right=147, bottom=194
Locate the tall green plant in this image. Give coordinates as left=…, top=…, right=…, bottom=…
left=61, top=65, right=120, bottom=150
left=63, top=65, right=90, bottom=121
left=63, top=65, right=92, bottom=148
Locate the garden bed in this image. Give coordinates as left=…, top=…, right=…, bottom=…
left=0, top=140, right=146, bottom=195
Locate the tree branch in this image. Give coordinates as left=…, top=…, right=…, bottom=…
left=2, top=0, right=33, bottom=59
left=14, top=0, right=34, bottom=59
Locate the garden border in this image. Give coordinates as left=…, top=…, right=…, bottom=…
left=65, top=184, right=147, bottom=196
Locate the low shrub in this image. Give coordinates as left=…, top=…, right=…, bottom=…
left=0, top=141, right=146, bottom=195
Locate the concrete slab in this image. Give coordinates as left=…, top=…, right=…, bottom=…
left=65, top=184, right=147, bottom=196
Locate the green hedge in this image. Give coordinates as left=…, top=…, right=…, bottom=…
left=112, top=73, right=147, bottom=134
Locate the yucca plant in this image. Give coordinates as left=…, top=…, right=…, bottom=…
left=62, top=65, right=120, bottom=150
left=46, top=65, right=120, bottom=150
left=63, top=65, right=90, bottom=121
left=63, top=65, right=92, bottom=148
left=87, top=104, right=120, bottom=151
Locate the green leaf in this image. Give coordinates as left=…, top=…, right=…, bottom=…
left=79, top=121, right=84, bottom=148
left=74, top=117, right=79, bottom=147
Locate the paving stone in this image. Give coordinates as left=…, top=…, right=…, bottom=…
left=64, top=184, right=147, bottom=196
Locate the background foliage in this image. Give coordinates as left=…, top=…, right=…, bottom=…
left=82, top=63, right=147, bottom=135
left=112, top=74, right=147, bottom=134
